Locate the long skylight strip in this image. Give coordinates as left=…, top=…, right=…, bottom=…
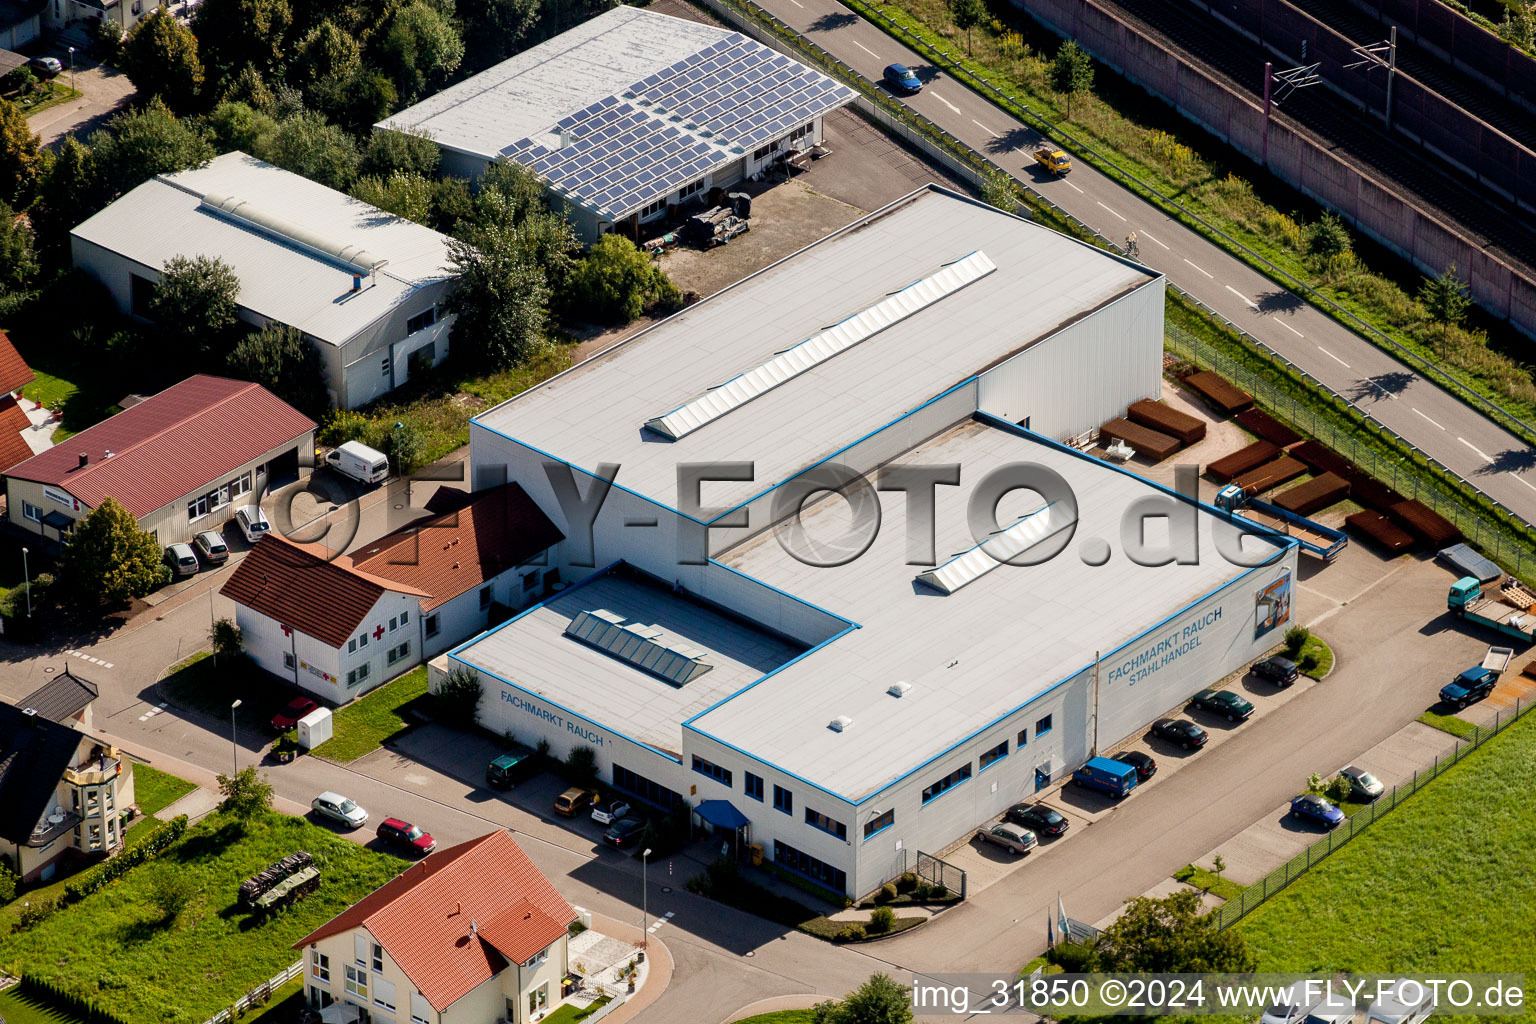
left=915, top=502, right=1073, bottom=595
left=645, top=250, right=996, bottom=440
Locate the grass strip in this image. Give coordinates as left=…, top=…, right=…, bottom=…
left=1173, top=863, right=1246, bottom=902
left=130, top=764, right=197, bottom=818
left=309, top=665, right=430, bottom=763
left=1417, top=709, right=1479, bottom=740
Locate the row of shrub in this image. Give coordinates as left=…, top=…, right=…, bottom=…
left=17, top=974, right=132, bottom=1024
left=832, top=905, right=899, bottom=942
left=11, top=815, right=191, bottom=932
left=866, top=871, right=955, bottom=906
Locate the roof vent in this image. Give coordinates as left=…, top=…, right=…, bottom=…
left=77, top=452, right=88, bottom=468
left=199, top=193, right=389, bottom=276
left=828, top=715, right=853, bottom=732
left=470, top=919, right=478, bottom=934
left=103, top=450, right=114, bottom=459
left=887, top=681, right=911, bottom=698
left=22, top=707, right=37, bottom=716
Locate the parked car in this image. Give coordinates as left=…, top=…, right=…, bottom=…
left=603, top=816, right=647, bottom=847
left=1439, top=667, right=1497, bottom=709
left=376, top=817, right=437, bottom=855
left=1302, top=992, right=1359, bottom=1024
left=271, top=696, right=319, bottom=730
left=163, top=542, right=199, bottom=577
left=1252, top=655, right=1299, bottom=685
left=326, top=440, right=390, bottom=484
left=591, top=797, right=632, bottom=826
left=1289, top=793, right=1345, bottom=829
left=1073, top=755, right=1139, bottom=798
left=312, top=791, right=368, bottom=829
left=1260, top=983, right=1324, bottom=1024
left=193, top=530, right=229, bottom=564
left=485, top=748, right=535, bottom=789
left=883, top=63, right=922, bottom=95
left=1151, top=718, right=1208, bottom=749
left=1112, top=750, right=1157, bottom=782
left=1188, top=688, right=1254, bottom=721
left=1338, top=764, right=1384, bottom=801
left=554, top=787, right=598, bottom=817
left=28, top=56, right=62, bottom=76
left=1005, top=803, right=1069, bottom=837
left=235, top=505, right=271, bottom=543
left=975, top=822, right=1037, bottom=855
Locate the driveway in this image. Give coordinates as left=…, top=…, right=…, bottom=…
left=24, top=48, right=138, bottom=146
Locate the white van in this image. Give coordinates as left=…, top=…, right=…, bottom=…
left=1261, top=985, right=1323, bottom=1024
left=1364, top=980, right=1435, bottom=1024
left=326, top=441, right=389, bottom=484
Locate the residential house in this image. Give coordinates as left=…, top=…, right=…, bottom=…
left=0, top=328, right=38, bottom=475
left=41, top=0, right=159, bottom=39
left=70, top=151, right=461, bottom=409
left=3, top=374, right=315, bottom=547
left=294, top=830, right=578, bottom=1024
left=221, top=483, right=562, bottom=703
left=0, top=0, right=42, bottom=49
left=0, top=669, right=136, bottom=883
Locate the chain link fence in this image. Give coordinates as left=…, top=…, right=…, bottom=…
left=1211, top=694, right=1530, bottom=930
left=916, top=850, right=968, bottom=900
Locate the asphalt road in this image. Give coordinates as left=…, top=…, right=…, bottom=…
left=754, top=0, right=1536, bottom=521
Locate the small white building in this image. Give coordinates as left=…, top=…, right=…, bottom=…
left=70, top=152, right=460, bottom=410
left=221, top=483, right=563, bottom=703
left=42, top=0, right=160, bottom=40
left=294, top=830, right=578, bottom=1024
left=377, top=6, right=856, bottom=241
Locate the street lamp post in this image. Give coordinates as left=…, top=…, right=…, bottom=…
left=641, top=847, right=652, bottom=950
left=229, top=699, right=242, bottom=775
left=67, top=46, right=74, bottom=94
left=20, top=547, right=30, bottom=617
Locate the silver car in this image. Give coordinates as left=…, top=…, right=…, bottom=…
left=163, top=543, right=199, bottom=577
left=1339, top=765, right=1384, bottom=801
left=312, top=791, right=368, bottom=829
left=235, top=505, right=270, bottom=543
left=193, top=530, right=228, bottom=564
left=976, top=822, right=1038, bottom=855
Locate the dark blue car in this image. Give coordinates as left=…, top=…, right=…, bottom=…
left=1289, top=794, right=1345, bottom=830
left=883, top=63, right=923, bottom=95
left=1440, top=667, right=1496, bottom=709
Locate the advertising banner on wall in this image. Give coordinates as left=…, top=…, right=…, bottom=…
left=1254, top=571, right=1292, bottom=639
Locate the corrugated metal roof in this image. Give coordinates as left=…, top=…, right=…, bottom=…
left=5, top=375, right=314, bottom=519
left=221, top=535, right=385, bottom=649
left=0, top=329, right=35, bottom=395
left=70, top=152, right=455, bottom=348
left=293, top=831, right=575, bottom=1012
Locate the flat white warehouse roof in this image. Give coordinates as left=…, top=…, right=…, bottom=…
left=71, top=152, right=455, bottom=348
left=474, top=187, right=1156, bottom=511
left=695, top=419, right=1273, bottom=799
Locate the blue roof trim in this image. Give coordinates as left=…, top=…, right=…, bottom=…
left=445, top=558, right=624, bottom=660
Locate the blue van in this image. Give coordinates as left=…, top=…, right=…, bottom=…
left=1072, top=756, right=1139, bottom=798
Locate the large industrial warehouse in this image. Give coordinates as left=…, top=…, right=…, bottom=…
left=436, top=186, right=1298, bottom=898
left=377, top=6, right=855, bottom=240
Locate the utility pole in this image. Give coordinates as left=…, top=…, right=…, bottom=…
left=229, top=699, right=242, bottom=775
left=1346, top=27, right=1398, bottom=129
left=641, top=848, right=652, bottom=950
left=21, top=547, right=30, bottom=617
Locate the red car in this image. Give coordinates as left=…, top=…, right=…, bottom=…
left=271, top=697, right=319, bottom=730
left=377, top=817, right=437, bottom=855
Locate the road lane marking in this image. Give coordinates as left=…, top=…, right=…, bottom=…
left=1225, top=285, right=1258, bottom=309
left=1141, top=231, right=1169, bottom=249
left=931, top=91, right=962, bottom=114
left=1063, top=179, right=1084, bottom=193
left=786, top=0, right=803, bottom=6
left=1317, top=347, right=1350, bottom=368
left=1511, top=474, right=1536, bottom=493
left=971, top=118, right=998, bottom=135
left=1096, top=201, right=1126, bottom=221
left=1183, top=259, right=1213, bottom=278
left=1459, top=437, right=1495, bottom=463
left=1272, top=316, right=1303, bottom=337
left=1413, top=407, right=1445, bottom=430
left=852, top=40, right=879, bottom=58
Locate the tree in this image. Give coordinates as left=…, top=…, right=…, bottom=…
left=352, top=171, right=434, bottom=224
left=331, top=69, right=399, bottom=134
left=565, top=235, right=681, bottom=324
left=380, top=0, right=464, bottom=101
left=206, top=100, right=280, bottom=153
left=148, top=254, right=242, bottom=361
left=980, top=167, right=1020, bottom=214
left=88, top=100, right=215, bottom=200
left=217, top=766, right=275, bottom=821
left=121, top=9, right=205, bottom=112
left=947, top=0, right=986, bottom=55
left=218, top=63, right=277, bottom=112
left=461, top=0, right=540, bottom=72
left=210, top=617, right=244, bottom=661
left=381, top=421, right=425, bottom=474
left=812, top=973, right=912, bottom=1024
left=290, top=19, right=361, bottom=93
left=1306, top=212, right=1352, bottom=262
left=564, top=744, right=598, bottom=785
left=30, top=138, right=102, bottom=252
left=1420, top=262, right=1471, bottom=327
left=0, top=202, right=38, bottom=294
left=193, top=0, right=294, bottom=81
left=1211, top=853, right=1226, bottom=889
left=1049, top=41, right=1094, bottom=119
left=444, top=196, right=551, bottom=370
left=0, top=96, right=42, bottom=207
left=360, top=127, right=440, bottom=179
left=254, top=110, right=361, bottom=189
left=144, top=863, right=198, bottom=921
left=1092, top=890, right=1258, bottom=973
left=435, top=666, right=483, bottom=725
left=55, top=498, right=164, bottom=607
left=226, top=323, right=329, bottom=417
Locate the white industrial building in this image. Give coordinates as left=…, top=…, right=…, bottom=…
left=436, top=187, right=1299, bottom=897
left=70, top=152, right=459, bottom=410
left=377, top=6, right=855, bottom=241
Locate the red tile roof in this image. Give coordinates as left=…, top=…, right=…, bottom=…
left=350, top=484, right=563, bottom=611
left=0, top=395, right=33, bottom=474
left=4, top=375, right=314, bottom=518
left=0, top=331, right=34, bottom=397
left=221, top=535, right=385, bottom=649
left=294, top=831, right=576, bottom=1012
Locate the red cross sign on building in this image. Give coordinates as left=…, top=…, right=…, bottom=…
left=374, top=624, right=386, bottom=641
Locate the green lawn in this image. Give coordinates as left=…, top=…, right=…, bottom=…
left=1172, top=863, right=1245, bottom=902
left=131, top=764, right=197, bottom=817
left=241, top=977, right=304, bottom=1024
left=1237, top=710, right=1536, bottom=986
left=730, top=1012, right=816, bottom=1024
left=0, top=810, right=407, bottom=1024
left=10, top=83, right=82, bottom=118
left=542, top=994, right=612, bottom=1024
left=1418, top=709, right=1479, bottom=740
left=309, top=665, right=430, bottom=763
left=0, top=987, right=87, bottom=1024
left=1297, top=635, right=1334, bottom=679
left=158, top=652, right=300, bottom=730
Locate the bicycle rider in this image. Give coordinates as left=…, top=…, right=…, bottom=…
left=1126, top=231, right=1139, bottom=258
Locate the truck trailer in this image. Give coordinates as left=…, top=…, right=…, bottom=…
left=1448, top=576, right=1536, bottom=643
left=1215, top=484, right=1348, bottom=562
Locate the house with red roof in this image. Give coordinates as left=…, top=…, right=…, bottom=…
left=3, top=374, right=314, bottom=548
left=221, top=483, right=562, bottom=703
left=294, top=830, right=578, bottom=1024
left=0, top=328, right=39, bottom=476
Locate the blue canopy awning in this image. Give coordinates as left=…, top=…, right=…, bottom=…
left=696, top=799, right=750, bottom=830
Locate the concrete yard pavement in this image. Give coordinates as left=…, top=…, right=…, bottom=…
left=25, top=49, right=137, bottom=146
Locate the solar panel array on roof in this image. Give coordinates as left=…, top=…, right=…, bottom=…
left=564, top=608, right=715, bottom=685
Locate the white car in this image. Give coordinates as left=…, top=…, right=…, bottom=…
left=312, top=791, right=368, bottom=829
left=590, top=798, right=632, bottom=825
left=235, top=505, right=271, bottom=543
